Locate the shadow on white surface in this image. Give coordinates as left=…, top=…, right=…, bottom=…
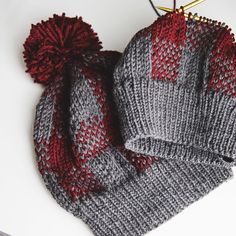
left=0, top=230, right=11, bottom=236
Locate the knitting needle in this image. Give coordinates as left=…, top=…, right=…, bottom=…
left=156, top=0, right=207, bottom=22
left=182, top=0, right=205, bottom=10
left=165, top=11, right=207, bottom=22
left=157, top=0, right=206, bottom=13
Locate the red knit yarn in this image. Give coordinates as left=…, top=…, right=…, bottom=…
left=151, top=12, right=187, bottom=81
left=118, top=147, right=156, bottom=172
left=152, top=12, right=187, bottom=45
left=208, top=27, right=236, bottom=97
left=23, top=13, right=102, bottom=85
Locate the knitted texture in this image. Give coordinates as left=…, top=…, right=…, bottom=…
left=114, top=11, right=236, bottom=167
left=23, top=13, right=235, bottom=236
left=33, top=57, right=232, bottom=235
left=112, top=11, right=236, bottom=233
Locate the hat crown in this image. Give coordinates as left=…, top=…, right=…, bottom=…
left=115, top=12, right=236, bottom=96
left=113, top=11, right=236, bottom=168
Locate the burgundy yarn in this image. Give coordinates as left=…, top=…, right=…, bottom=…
left=23, top=13, right=102, bottom=85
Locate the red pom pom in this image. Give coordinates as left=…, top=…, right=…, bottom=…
left=23, top=13, right=102, bottom=84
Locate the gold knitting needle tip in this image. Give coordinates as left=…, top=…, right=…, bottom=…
left=156, top=6, right=173, bottom=13
left=184, top=0, right=205, bottom=11
left=157, top=0, right=206, bottom=13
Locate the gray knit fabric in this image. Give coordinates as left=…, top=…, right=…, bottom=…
left=44, top=159, right=232, bottom=236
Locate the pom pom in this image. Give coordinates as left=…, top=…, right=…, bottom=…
left=23, top=13, right=102, bottom=84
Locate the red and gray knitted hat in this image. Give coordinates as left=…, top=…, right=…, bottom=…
left=23, top=12, right=235, bottom=236
left=23, top=14, right=159, bottom=235
left=113, top=9, right=236, bottom=230
left=114, top=10, right=236, bottom=166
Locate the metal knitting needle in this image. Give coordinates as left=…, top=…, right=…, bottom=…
left=157, top=0, right=206, bottom=13
left=155, top=9, right=207, bottom=22
left=182, top=0, right=205, bottom=10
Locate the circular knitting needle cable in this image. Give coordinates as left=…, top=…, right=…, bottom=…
left=173, top=0, right=176, bottom=10
left=148, top=0, right=161, bottom=17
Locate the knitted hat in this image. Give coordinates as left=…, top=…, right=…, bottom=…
left=23, top=14, right=233, bottom=236
left=114, top=11, right=236, bottom=166
left=113, top=8, right=235, bottom=227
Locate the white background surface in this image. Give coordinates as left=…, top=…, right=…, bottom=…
left=0, top=0, right=236, bottom=235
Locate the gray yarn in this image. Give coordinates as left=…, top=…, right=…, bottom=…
left=44, top=158, right=232, bottom=236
